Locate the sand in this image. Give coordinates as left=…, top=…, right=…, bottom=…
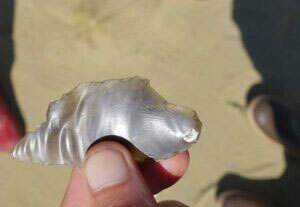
left=0, top=0, right=285, bottom=206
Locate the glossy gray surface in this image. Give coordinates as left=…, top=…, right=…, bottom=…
left=12, top=76, right=201, bottom=165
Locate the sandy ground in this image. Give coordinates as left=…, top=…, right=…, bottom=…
left=0, top=0, right=285, bottom=206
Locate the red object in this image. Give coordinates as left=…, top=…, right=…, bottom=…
left=139, top=160, right=180, bottom=194
left=0, top=94, right=22, bottom=151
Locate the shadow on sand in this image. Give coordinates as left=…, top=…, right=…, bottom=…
left=217, top=1, right=300, bottom=206
left=0, top=0, right=25, bottom=134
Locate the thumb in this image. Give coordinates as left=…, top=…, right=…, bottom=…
left=61, top=141, right=157, bottom=207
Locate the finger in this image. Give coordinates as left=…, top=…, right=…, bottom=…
left=61, top=141, right=156, bottom=207
left=158, top=200, right=188, bottom=207
left=139, top=151, right=190, bottom=194
left=60, top=167, right=87, bottom=207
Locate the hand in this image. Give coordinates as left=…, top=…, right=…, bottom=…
left=61, top=141, right=189, bottom=207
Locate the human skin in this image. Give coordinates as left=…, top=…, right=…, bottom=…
left=61, top=141, right=189, bottom=207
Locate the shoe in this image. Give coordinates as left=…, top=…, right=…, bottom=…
left=217, top=190, right=272, bottom=207
left=0, top=93, right=22, bottom=151
left=247, top=95, right=300, bottom=157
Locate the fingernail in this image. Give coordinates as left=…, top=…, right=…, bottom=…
left=84, top=149, right=129, bottom=192
left=159, top=159, right=182, bottom=177
left=159, top=152, right=189, bottom=177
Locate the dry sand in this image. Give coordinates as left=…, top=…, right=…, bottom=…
left=0, top=0, right=284, bottom=206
